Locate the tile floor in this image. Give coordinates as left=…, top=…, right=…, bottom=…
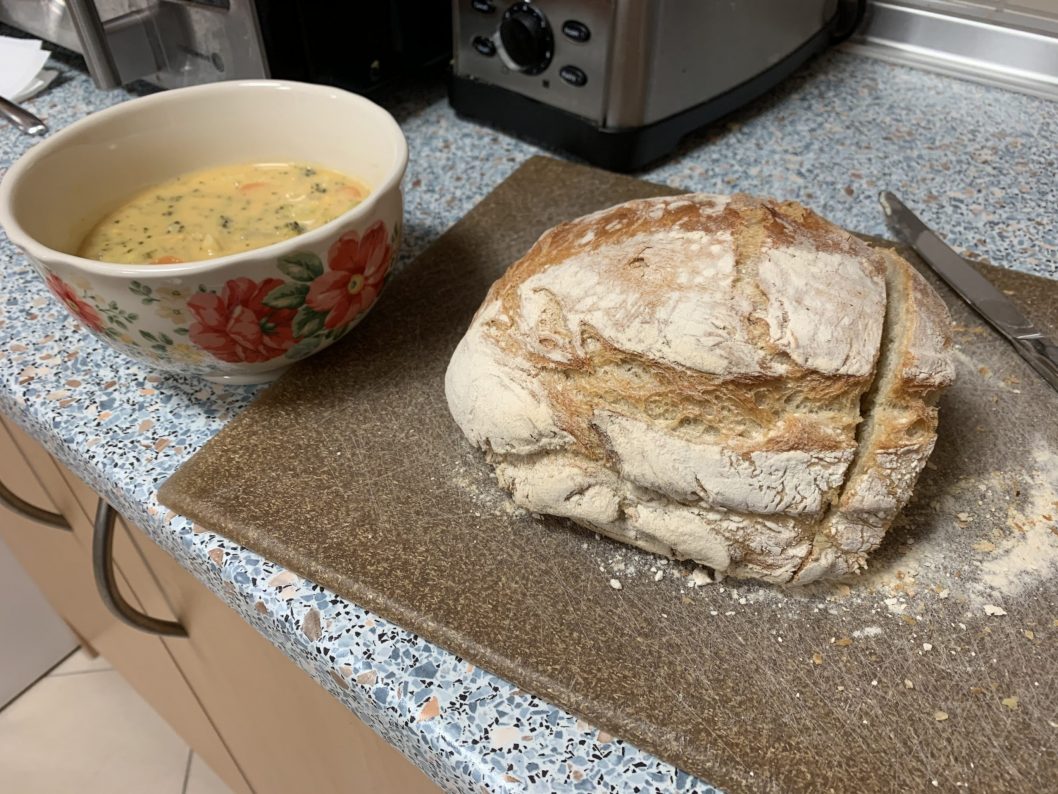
left=0, top=648, right=231, bottom=794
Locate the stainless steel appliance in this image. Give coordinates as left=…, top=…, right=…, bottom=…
left=450, top=0, right=864, bottom=170
left=0, top=1, right=451, bottom=96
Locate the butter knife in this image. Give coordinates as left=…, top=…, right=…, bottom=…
left=879, top=191, right=1058, bottom=394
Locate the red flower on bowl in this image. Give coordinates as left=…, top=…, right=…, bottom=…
left=187, top=277, right=296, bottom=363
left=306, top=221, right=392, bottom=330
left=45, top=273, right=104, bottom=333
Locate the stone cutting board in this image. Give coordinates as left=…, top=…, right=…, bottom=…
left=160, top=156, right=1058, bottom=792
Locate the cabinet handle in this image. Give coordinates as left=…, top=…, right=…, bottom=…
left=93, top=500, right=187, bottom=637
left=0, top=478, right=72, bottom=531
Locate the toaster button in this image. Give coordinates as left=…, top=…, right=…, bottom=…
left=471, top=0, right=496, bottom=13
left=561, top=20, right=591, bottom=43
left=473, top=36, right=497, bottom=56
left=559, top=65, right=588, bottom=87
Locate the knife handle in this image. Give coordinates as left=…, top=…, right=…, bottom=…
left=1013, top=336, right=1058, bottom=394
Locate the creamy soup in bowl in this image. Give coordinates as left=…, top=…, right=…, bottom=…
left=79, top=162, right=370, bottom=264
left=0, top=80, right=408, bottom=384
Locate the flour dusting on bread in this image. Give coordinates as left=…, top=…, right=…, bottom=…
left=445, top=194, right=954, bottom=584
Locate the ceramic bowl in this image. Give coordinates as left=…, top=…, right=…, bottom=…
left=0, top=80, right=407, bottom=384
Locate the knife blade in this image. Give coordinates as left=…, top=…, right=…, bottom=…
left=879, top=191, right=1058, bottom=395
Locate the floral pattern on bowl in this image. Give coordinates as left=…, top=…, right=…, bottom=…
left=45, top=272, right=106, bottom=334
left=41, top=219, right=400, bottom=378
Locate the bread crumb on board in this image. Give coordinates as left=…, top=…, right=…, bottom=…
left=688, top=570, right=712, bottom=588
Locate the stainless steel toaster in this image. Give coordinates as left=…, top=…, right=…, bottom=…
left=450, top=0, right=862, bottom=171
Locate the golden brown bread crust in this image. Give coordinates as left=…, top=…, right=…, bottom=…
left=445, top=194, right=954, bottom=583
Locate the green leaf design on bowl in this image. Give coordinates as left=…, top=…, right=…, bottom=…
left=277, top=252, right=324, bottom=282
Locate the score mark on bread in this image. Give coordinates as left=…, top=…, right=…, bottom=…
left=444, top=194, right=954, bottom=584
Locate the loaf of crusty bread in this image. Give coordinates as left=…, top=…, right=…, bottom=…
left=444, top=194, right=954, bottom=584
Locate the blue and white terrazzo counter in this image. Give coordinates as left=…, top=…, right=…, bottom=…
left=1, top=45, right=1056, bottom=793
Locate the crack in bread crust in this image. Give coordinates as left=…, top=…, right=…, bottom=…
left=445, top=194, right=954, bottom=584
left=791, top=248, right=955, bottom=583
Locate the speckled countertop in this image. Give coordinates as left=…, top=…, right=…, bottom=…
left=1, top=42, right=1056, bottom=793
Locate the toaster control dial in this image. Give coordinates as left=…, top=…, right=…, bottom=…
left=498, top=3, right=553, bottom=75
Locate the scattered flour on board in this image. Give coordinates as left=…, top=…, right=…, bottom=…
left=852, top=626, right=883, bottom=639
left=975, top=445, right=1058, bottom=597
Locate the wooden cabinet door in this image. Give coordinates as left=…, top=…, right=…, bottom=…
left=126, top=519, right=440, bottom=794
left=0, top=422, right=106, bottom=653
left=0, top=417, right=251, bottom=794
